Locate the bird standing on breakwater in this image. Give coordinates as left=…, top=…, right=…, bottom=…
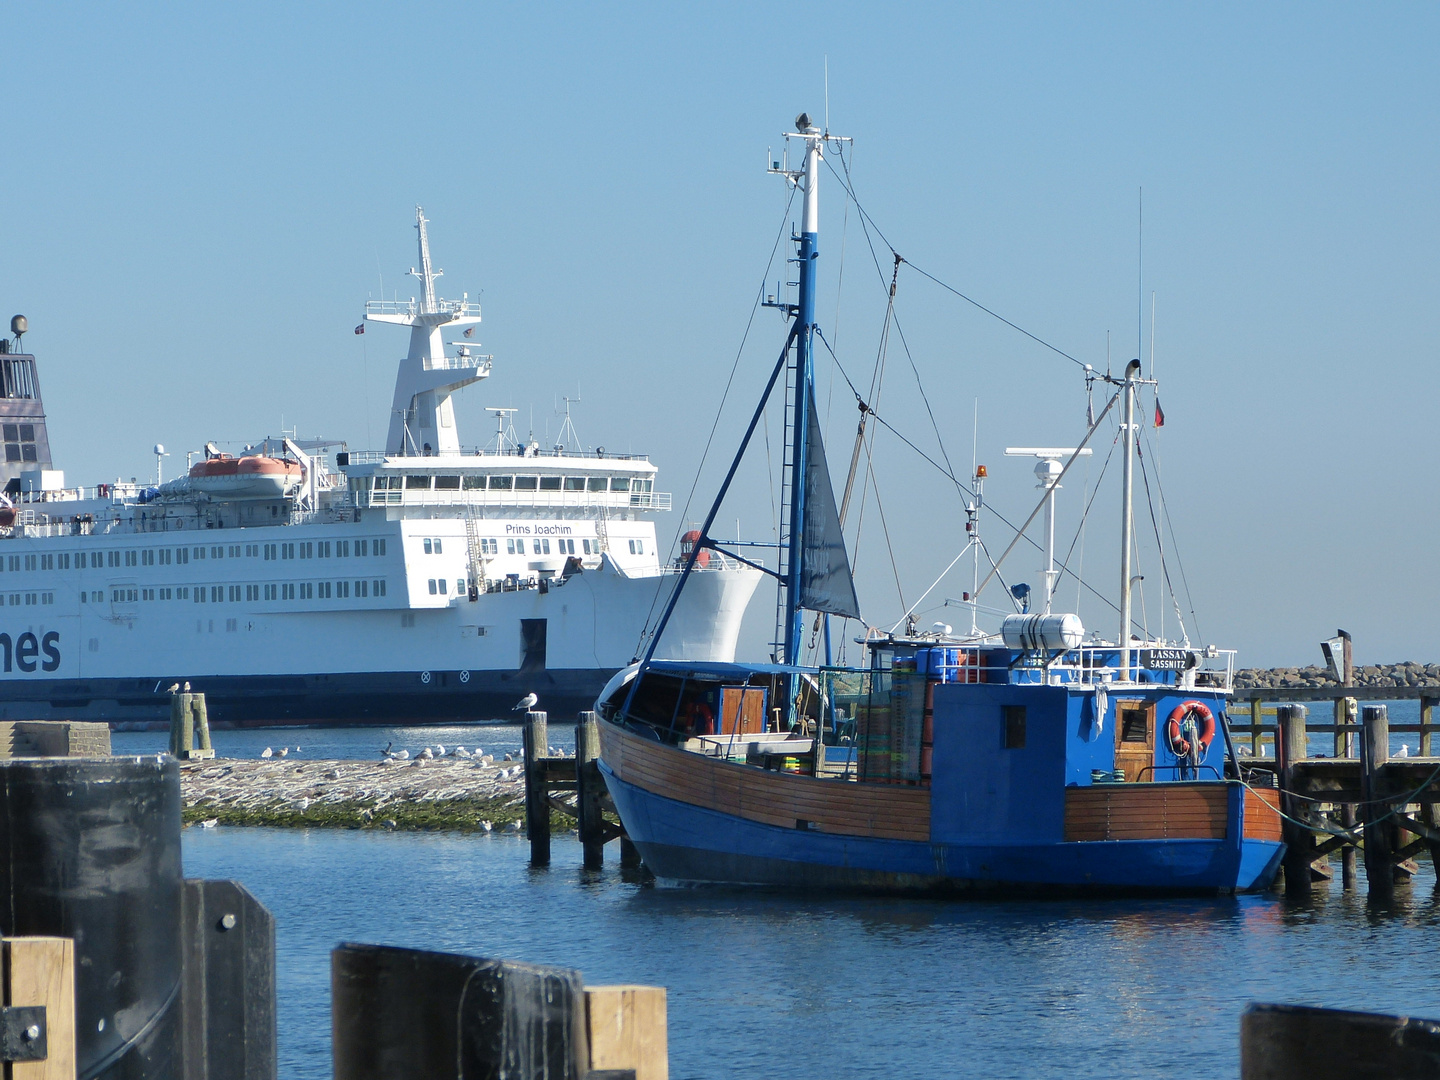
left=512, top=693, right=538, bottom=712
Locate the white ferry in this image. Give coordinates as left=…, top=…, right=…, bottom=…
left=0, top=211, right=761, bottom=727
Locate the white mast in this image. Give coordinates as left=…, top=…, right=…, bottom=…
left=1118, top=359, right=1141, bottom=679
left=366, top=207, right=489, bottom=456
left=1004, top=447, right=1092, bottom=615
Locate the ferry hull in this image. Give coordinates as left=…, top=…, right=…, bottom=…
left=601, top=761, right=1284, bottom=897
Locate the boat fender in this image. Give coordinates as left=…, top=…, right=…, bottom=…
left=1166, top=700, right=1215, bottom=756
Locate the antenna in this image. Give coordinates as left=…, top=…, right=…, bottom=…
left=556, top=394, right=583, bottom=453
left=824, top=56, right=830, bottom=133
left=1137, top=188, right=1144, bottom=368
left=485, top=407, right=519, bottom=454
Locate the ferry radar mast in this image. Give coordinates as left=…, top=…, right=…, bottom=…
left=366, top=207, right=490, bottom=456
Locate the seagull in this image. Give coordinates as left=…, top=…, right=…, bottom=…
left=512, top=693, right=538, bottom=712
left=380, top=740, right=395, bottom=759
left=165, top=682, right=180, bottom=694
left=393, top=749, right=410, bottom=760
left=277, top=747, right=289, bottom=758
left=455, top=746, right=471, bottom=758
left=1397, top=743, right=1410, bottom=758
left=435, top=744, right=446, bottom=757
left=260, top=747, right=273, bottom=758
left=418, top=747, right=435, bottom=760
left=183, top=681, right=191, bottom=692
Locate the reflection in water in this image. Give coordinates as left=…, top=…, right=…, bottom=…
left=182, top=828, right=1440, bottom=1080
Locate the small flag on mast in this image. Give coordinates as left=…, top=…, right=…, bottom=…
left=354, top=323, right=365, bottom=335
left=1153, top=399, right=1165, bottom=428
left=463, top=327, right=474, bottom=337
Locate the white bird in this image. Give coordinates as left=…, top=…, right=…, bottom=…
left=278, top=747, right=289, bottom=758
left=183, top=681, right=191, bottom=692
left=165, top=682, right=180, bottom=694
left=260, top=747, right=273, bottom=758
left=455, top=747, right=471, bottom=758
left=435, top=744, right=446, bottom=757
left=512, top=693, right=538, bottom=712
left=381, top=741, right=395, bottom=759
left=393, top=749, right=410, bottom=760
left=418, top=747, right=435, bottom=760
left=1397, top=743, right=1410, bottom=758
left=199, top=818, right=218, bottom=828
left=479, top=820, right=493, bottom=832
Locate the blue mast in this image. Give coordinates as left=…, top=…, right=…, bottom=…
left=782, top=114, right=823, bottom=666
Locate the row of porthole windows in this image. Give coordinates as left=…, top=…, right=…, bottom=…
left=82, top=580, right=390, bottom=604
left=375, top=474, right=653, bottom=493
left=501, top=537, right=608, bottom=556
left=4, top=592, right=53, bottom=605
left=2, top=539, right=390, bottom=573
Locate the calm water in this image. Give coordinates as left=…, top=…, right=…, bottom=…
left=183, top=827, right=1440, bottom=1080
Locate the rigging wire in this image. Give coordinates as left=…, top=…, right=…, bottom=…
left=1134, top=439, right=1184, bottom=644
left=1142, top=423, right=1204, bottom=644
left=828, top=154, right=1092, bottom=373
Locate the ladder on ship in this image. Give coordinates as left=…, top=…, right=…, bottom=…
left=772, top=340, right=799, bottom=662
left=594, top=507, right=610, bottom=555
left=464, top=515, right=486, bottom=599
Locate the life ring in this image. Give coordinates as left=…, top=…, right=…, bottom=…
left=1166, top=700, right=1216, bottom=756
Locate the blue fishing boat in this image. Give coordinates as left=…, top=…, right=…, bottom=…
left=595, top=113, right=1284, bottom=896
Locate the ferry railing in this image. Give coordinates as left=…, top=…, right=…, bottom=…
left=364, top=298, right=481, bottom=318
left=342, top=448, right=653, bottom=464
left=356, top=489, right=671, bottom=511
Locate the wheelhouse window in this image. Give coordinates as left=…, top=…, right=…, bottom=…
left=487, top=475, right=513, bottom=490
left=434, top=476, right=461, bottom=490
left=563, top=477, right=585, bottom=491
left=404, top=475, right=432, bottom=489
left=514, top=475, right=539, bottom=491
left=462, top=475, right=486, bottom=489
left=609, top=477, right=631, bottom=492
left=587, top=477, right=607, bottom=492
left=539, top=476, right=562, bottom=491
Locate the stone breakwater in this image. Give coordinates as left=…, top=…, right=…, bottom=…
left=179, top=755, right=535, bottom=831
left=1234, top=662, right=1440, bottom=691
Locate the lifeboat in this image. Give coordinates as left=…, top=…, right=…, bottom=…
left=188, top=454, right=302, bottom=499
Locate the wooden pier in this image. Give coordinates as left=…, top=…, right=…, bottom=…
left=1233, top=684, right=1440, bottom=900
left=522, top=711, right=641, bottom=871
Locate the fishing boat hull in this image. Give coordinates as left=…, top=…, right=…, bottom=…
left=599, top=717, right=1285, bottom=897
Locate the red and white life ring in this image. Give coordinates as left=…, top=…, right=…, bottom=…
left=1166, top=700, right=1216, bottom=756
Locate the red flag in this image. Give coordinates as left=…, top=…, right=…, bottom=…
left=463, top=327, right=474, bottom=338
left=353, top=323, right=365, bottom=335
left=1154, top=399, right=1165, bottom=428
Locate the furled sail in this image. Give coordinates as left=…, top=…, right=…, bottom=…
left=799, top=396, right=861, bottom=619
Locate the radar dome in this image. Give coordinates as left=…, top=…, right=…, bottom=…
left=10, top=315, right=26, bottom=337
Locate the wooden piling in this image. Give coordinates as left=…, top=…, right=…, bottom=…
left=1276, top=704, right=1313, bottom=894
left=1250, top=698, right=1263, bottom=757
left=2, top=937, right=76, bottom=1080
left=575, top=714, right=605, bottom=870
left=619, top=837, right=642, bottom=870
left=192, top=693, right=212, bottom=753
left=523, top=711, right=550, bottom=866
left=585, top=985, right=668, bottom=1080
left=1361, top=704, right=1394, bottom=901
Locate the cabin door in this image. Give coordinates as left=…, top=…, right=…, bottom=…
left=720, top=687, right=766, bottom=735
left=1113, top=699, right=1156, bottom=783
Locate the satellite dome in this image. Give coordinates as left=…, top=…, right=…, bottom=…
left=10, top=315, right=26, bottom=337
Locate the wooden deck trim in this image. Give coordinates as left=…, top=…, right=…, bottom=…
left=600, top=721, right=930, bottom=842
left=1064, top=783, right=1230, bottom=842
left=1243, top=786, right=1283, bottom=842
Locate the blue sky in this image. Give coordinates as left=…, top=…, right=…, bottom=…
left=3, top=3, right=1437, bottom=665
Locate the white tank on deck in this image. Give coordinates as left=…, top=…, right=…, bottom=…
left=1002, top=613, right=1085, bottom=651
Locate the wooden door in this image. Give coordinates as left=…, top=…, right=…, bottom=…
left=720, top=687, right=766, bottom=735
left=1113, top=699, right=1156, bottom=783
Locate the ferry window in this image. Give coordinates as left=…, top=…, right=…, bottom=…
left=338, top=540, right=349, bottom=558
left=583, top=539, right=592, bottom=554
left=637, top=479, right=653, bottom=493
left=42, top=592, right=53, bottom=605
left=246, top=585, right=259, bottom=601
left=539, top=476, right=561, bottom=491
left=438, top=578, right=447, bottom=594
left=227, top=545, right=240, bottom=558
left=480, top=538, right=497, bottom=555
left=487, top=475, right=512, bottom=490
left=282, top=543, right=294, bottom=560
left=1004, top=706, right=1027, bottom=750
left=282, top=584, right=295, bottom=599
left=193, top=586, right=204, bottom=603
left=356, top=579, right=368, bottom=598
left=105, top=551, right=116, bottom=568
left=319, top=541, right=331, bottom=558
left=432, top=539, right=442, bottom=554
left=141, top=589, right=152, bottom=601
left=40, top=554, right=52, bottom=570
left=587, top=477, right=607, bottom=492
left=246, top=544, right=258, bottom=557
left=375, top=539, right=386, bottom=556
left=212, top=586, right=224, bottom=602
left=141, top=550, right=153, bottom=566
left=455, top=579, right=464, bottom=595
left=194, top=547, right=205, bottom=560
left=226, top=619, right=237, bottom=632
left=514, top=476, right=538, bottom=491
left=374, top=579, right=386, bottom=597
left=356, top=539, right=367, bottom=557
left=212, top=547, right=224, bottom=559
left=405, top=475, right=431, bottom=489
left=80, top=591, right=86, bottom=603
left=428, top=579, right=437, bottom=595
left=463, top=475, right=486, bottom=490
left=161, top=588, right=172, bottom=600
left=179, top=587, right=189, bottom=599
left=435, top=476, right=461, bottom=490
left=337, top=580, right=349, bottom=598
left=319, top=581, right=331, bottom=599
left=299, top=582, right=313, bottom=599
left=299, top=543, right=311, bottom=559
left=563, top=477, right=585, bottom=491
left=531, top=539, right=543, bottom=555
left=609, top=477, right=630, bottom=492
left=371, top=476, right=392, bottom=491
left=506, top=538, right=519, bottom=555
left=559, top=539, right=574, bottom=555
left=423, top=539, right=432, bottom=555
left=59, top=553, right=69, bottom=569
left=126, top=551, right=137, bottom=567
left=7, top=594, right=16, bottom=605
left=6, top=556, right=15, bottom=571
left=177, top=548, right=188, bottom=564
